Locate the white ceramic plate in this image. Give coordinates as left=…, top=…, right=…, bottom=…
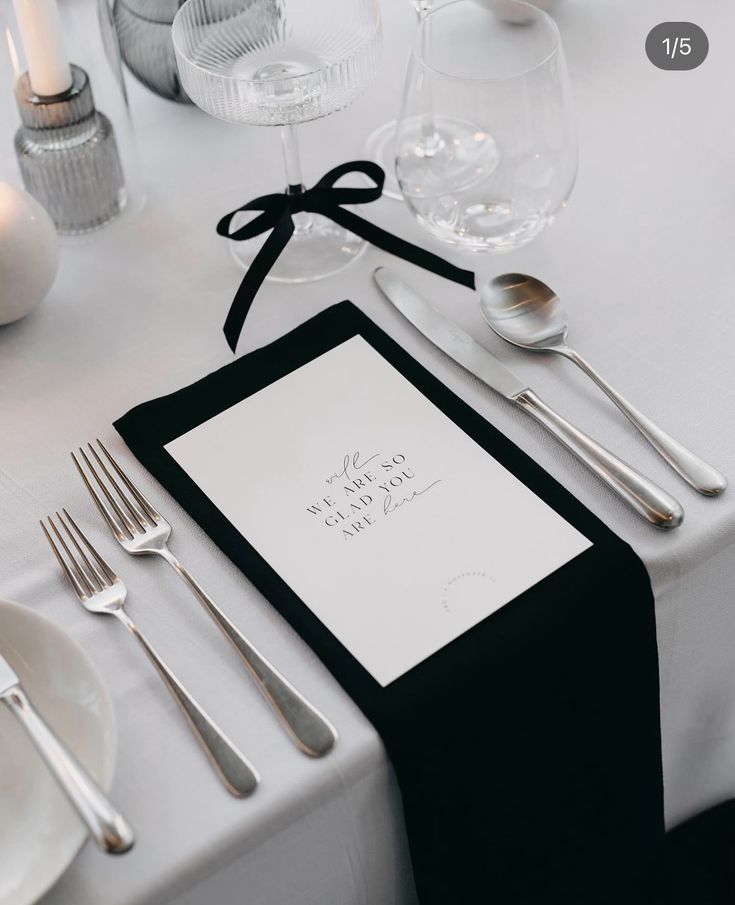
left=0, top=599, right=117, bottom=905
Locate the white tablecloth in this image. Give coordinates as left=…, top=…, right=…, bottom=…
left=2, top=1, right=735, bottom=902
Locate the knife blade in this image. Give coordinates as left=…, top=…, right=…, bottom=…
left=372, top=267, right=684, bottom=530
left=0, top=651, right=19, bottom=696
left=374, top=266, right=528, bottom=400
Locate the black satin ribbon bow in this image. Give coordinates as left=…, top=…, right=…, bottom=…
left=217, top=160, right=476, bottom=351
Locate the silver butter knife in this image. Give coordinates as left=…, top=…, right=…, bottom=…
left=0, top=650, right=134, bottom=854
left=373, top=267, right=683, bottom=530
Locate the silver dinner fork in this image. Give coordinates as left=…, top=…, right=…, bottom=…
left=73, top=440, right=337, bottom=758
left=41, top=510, right=259, bottom=798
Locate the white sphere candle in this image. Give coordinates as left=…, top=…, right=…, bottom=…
left=11, top=0, right=72, bottom=97
left=0, top=183, right=59, bottom=326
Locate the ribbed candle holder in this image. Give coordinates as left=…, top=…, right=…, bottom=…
left=14, top=64, right=126, bottom=235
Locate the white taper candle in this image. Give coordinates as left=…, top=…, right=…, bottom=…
left=12, top=0, right=73, bottom=97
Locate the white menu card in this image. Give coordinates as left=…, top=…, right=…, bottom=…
left=166, top=336, right=592, bottom=686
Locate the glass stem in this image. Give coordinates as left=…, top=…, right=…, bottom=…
left=416, top=1, right=442, bottom=157
left=281, top=125, right=312, bottom=234
left=281, top=124, right=305, bottom=193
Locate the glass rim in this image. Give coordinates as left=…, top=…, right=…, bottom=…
left=411, top=0, right=562, bottom=84
left=172, top=0, right=381, bottom=87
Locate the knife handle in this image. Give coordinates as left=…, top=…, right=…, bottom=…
left=513, top=390, right=684, bottom=529
left=1, top=686, right=134, bottom=854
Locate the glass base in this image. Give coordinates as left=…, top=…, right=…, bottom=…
left=365, top=116, right=500, bottom=202
left=363, top=120, right=403, bottom=200
left=229, top=211, right=366, bottom=283
left=397, top=116, right=500, bottom=199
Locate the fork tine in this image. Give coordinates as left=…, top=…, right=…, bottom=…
left=53, top=513, right=104, bottom=595
left=44, top=515, right=97, bottom=597
left=73, top=448, right=133, bottom=540
left=57, top=509, right=111, bottom=590
left=97, top=440, right=161, bottom=524
left=87, top=443, right=150, bottom=533
left=72, top=449, right=126, bottom=541
left=62, top=508, right=118, bottom=585
left=40, top=518, right=88, bottom=601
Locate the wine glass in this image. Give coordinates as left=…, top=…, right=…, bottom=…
left=396, top=0, right=576, bottom=252
left=172, top=0, right=381, bottom=283
left=363, top=0, right=498, bottom=201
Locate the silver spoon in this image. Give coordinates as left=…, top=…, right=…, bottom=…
left=479, top=274, right=727, bottom=496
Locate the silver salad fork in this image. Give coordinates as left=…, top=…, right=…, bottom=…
left=41, top=510, right=259, bottom=798
left=72, top=440, right=337, bottom=758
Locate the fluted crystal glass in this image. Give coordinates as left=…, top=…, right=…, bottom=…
left=173, top=0, right=381, bottom=282
left=397, top=0, right=577, bottom=252
left=113, top=0, right=191, bottom=103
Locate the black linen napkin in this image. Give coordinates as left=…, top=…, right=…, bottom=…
left=115, top=301, right=664, bottom=904
left=649, top=800, right=735, bottom=904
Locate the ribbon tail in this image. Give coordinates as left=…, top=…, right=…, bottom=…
left=223, top=214, right=294, bottom=352
left=325, top=205, right=476, bottom=291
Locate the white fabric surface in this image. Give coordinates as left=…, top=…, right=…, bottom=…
left=1, top=1, right=734, bottom=902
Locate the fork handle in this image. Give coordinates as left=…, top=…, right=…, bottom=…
left=1, top=687, right=134, bottom=854
left=159, top=550, right=337, bottom=758
left=115, top=611, right=259, bottom=797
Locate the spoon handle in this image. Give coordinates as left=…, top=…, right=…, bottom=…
left=513, top=389, right=684, bottom=529
left=562, top=348, right=726, bottom=496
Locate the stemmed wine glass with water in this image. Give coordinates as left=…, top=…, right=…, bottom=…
left=173, top=0, right=381, bottom=283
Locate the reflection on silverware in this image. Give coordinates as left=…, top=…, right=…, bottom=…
left=374, top=266, right=684, bottom=529
left=41, top=511, right=259, bottom=798
left=479, top=273, right=727, bottom=496
left=72, top=441, right=337, bottom=758
left=0, top=649, right=134, bottom=854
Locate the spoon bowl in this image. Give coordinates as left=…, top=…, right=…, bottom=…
left=478, top=272, right=727, bottom=496
left=479, top=273, right=569, bottom=351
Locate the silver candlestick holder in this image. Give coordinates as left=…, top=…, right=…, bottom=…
left=14, top=64, right=126, bottom=235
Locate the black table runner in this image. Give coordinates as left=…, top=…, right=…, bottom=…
left=648, top=800, right=735, bottom=904
left=115, top=301, right=664, bottom=904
